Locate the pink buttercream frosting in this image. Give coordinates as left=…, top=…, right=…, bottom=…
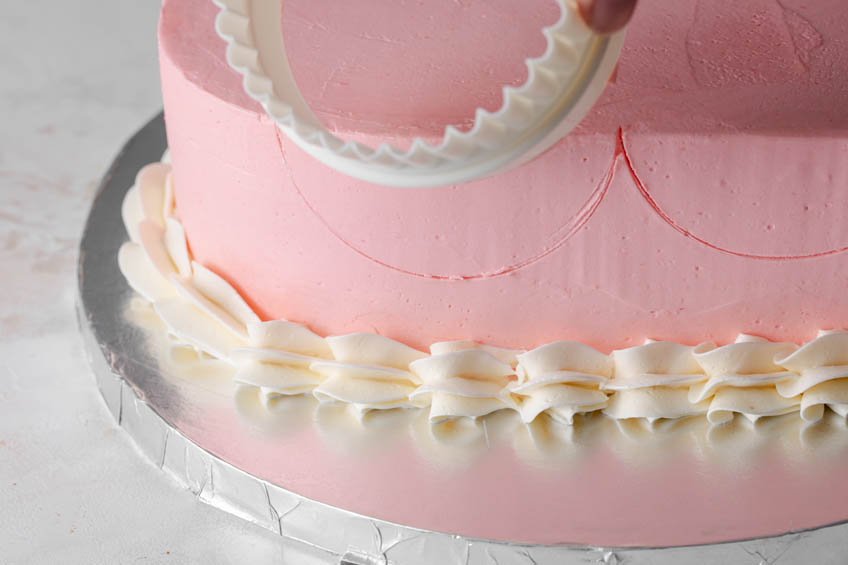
left=159, top=0, right=848, bottom=353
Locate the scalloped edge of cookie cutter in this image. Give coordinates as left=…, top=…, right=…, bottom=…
left=213, top=0, right=625, bottom=188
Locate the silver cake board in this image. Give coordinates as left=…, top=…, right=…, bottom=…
left=77, top=113, right=848, bottom=564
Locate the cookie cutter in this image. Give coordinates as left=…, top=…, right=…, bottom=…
left=213, top=0, right=624, bottom=187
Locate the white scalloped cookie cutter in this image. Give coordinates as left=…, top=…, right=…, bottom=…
left=213, top=0, right=625, bottom=188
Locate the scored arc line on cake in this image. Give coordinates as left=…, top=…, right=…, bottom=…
left=278, top=125, right=848, bottom=281
left=117, top=159, right=848, bottom=431
left=618, top=128, right=848, bottom=261
left=275, top=128, right=616, bottom=280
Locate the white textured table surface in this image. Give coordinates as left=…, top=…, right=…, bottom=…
left=0, top=2, right=328, bottom=563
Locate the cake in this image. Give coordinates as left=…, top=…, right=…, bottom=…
left=110, top=0, right=848, bottom=549
left=120, top=0, right=848, bottom=419
left=157, top=0, right=848, bottom=349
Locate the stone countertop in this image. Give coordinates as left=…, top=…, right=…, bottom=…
left=0, top=2, right=328, bottom=562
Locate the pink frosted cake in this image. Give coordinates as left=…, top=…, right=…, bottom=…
left=151, top=0, right=848, bottom=350
left=117, top=0, right=848, bottom=547
left=121, top=0, right=848, bottom=423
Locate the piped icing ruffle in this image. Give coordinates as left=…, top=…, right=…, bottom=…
left=504, top=341, right=612, bottom=425
left=603, top=341, right=715, bottom=422
left=774, top=330, right=848, bottom=423
left=119, top=161, right=848, bottom=427
left=410, top=347, right=515, bottom=423
left=312, top=333, right=428, bottom=416
left=232, top=321, right=332, bottom=407
left=690, top=335, right=799, bottom=424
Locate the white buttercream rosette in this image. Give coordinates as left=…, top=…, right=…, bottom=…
left=690, top=335, right=799, bottom=425
left=311, top=333, right=427, bottom=417
left=408, top=342, right=517, bottom=423
left=231, top=321, right=332, bottom=407
left=504, top=341, right=612, bottom=425
left=603, top=340, right=715, bottom=422
left=774, top=330, right=848, bottom=423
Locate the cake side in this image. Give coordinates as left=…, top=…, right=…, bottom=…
left=160, top=0, right=848, bottom=352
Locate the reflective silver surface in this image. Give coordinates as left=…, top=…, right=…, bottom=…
left=78, top=114, right=848, bottom=563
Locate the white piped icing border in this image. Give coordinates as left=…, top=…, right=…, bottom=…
left=119, top=161, right=848, bottom=427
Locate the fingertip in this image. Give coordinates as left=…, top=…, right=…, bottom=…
left=577, top=0, right=638, bottom=34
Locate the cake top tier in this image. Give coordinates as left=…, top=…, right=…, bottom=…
left=161, top=0, right=848, bottom=138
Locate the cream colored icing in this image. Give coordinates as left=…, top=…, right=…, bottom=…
left=505, top=341, right=612, bottom=424
left=691, top=335, right=799, bottom=424
left=312, top=333, right=427, bottom=417
left=602, top=341, right=714, bottom=422
left=232, top=321, right=332, bottom=406
left=774, top=330, right=848, bottom=422
left=118, top=162, right=848, bottom=427
left=410, top=348, right=514, bottom=423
